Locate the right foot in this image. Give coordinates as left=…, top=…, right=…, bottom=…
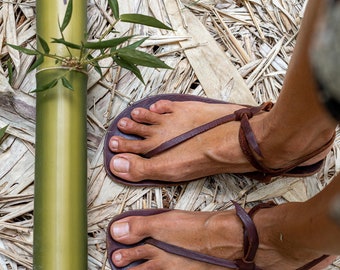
left=108, top=204, right=334, bottom=270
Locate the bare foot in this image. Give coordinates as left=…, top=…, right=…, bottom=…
left=108, top=205, right=332, bottom=269
left=108, top=99, right=334, bottom=184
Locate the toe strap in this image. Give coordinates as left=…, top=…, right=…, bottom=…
left=145, top=238, right=240, bottom=269
left=144, top=102, right=273, bottom=158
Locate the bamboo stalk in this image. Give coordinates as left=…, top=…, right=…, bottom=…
left=34, top=0, right=88, bottom=269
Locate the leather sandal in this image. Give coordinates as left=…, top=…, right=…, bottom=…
left=106, top=201, right=329, bottom=270
left=104, top=94, right=334, bottom=186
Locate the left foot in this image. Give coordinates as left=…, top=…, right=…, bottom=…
left=107, top=99, right=334, bottom=184
left=108, top=100, right=267, bottom=183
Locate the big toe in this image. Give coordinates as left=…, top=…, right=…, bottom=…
left=110, top=154, right=155, bottom=182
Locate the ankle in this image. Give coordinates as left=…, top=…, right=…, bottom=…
left=255, top=113, right=335, bottom=169
left=253, top=203, right=325, bottom=266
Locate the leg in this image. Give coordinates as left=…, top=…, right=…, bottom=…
left=107, top=1, right=340, bottom=268
left=107, top=0, right=336, bottom=184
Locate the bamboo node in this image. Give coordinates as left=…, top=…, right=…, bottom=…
left=36, top=66, right=87, bottom=75
left=61, top=56, right=83, bottom=69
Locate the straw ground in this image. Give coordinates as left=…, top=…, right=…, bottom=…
left=0, top=0, right=339, bottom=269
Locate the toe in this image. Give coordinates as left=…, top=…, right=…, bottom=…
left=117, top=117, right=152, bottom=138
left=110, top=215, right=154, bottom=244
left=131, top=108, right=163, bottom=124
left=109, top=154, right=152, bottom=182
left=110, top=156, right=131, bottom=178
left=110, top=153, right=175, bottom=182
left=109, top=137, right=119, bottom=152
left=149, top=100, right=174, bottom=114
left=112, top=245, right=158, bottom=268
left=109, top=136, right=154, bottom=154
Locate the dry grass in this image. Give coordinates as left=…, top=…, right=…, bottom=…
left=0, top=0, right=339, bottom=269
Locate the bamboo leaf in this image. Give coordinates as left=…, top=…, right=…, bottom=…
left=28, top=55, right=44, bottom=73
left=117, top=48, right=172, bottom=69
left=32, top=79, right=58, bottom=93
left=60, top=0, right=73, bottom=32
left=87, top=54, right=102, bottom=76
left=120, top=14, right=172, bottom=30
left=51, top=38, right=81, bottom=49
left=38, top=35, right=50, bottom=54
left=61, top=77, right=74, bottom=90
left=6, top=43, right=40, bottom=55
left=6, top=60, right=13, bottom=85
left=0, top=125, right=8, bottom=141
left=93, top=64, right=103, bottom=76
left=114, top=56, right=144, bottom=83
left=126, top=37, right=148, bottom=49
left=108, top=0, right=119, bottom=20
left=83, top=35, right=133, bottom=49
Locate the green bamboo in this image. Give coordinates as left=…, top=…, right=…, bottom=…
left=34, top=0, right=88, bottom=269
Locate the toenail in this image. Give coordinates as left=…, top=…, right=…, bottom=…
left=131, top=108, right=140, bottom=116
left=119, top=119, right=127, bottom=127
left=113, top=252, right=122, bottom=263
left=113, top=157, right=130, bottom=172
left=110, top=139, right=118, bottom=150
left=112, top=222, right=129, bottom=238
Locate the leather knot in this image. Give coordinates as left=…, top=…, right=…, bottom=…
left=234, top=108, right=254, bottom=121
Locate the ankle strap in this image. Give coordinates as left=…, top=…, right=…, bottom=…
left=232, top=201, right=330, bottom=270
left=232, top=201, right=276, bottom=270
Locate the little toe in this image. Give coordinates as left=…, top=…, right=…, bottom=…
left=149, top=100, right=174, bottom=114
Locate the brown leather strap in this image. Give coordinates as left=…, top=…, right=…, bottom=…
left=296, top=255, right=330, bottom=270
left=235, top=102, right=273, bottom=158
left=144, top=112, right=237, bottom=158
left=145, top=238, right=240, bottom=269
left=145, top=202, right=265, bottom=270
left=233, top=201, right=329, bottom=270
left=232, top=201, right=260, bottom=270
left=238, top=104, right=335, bottom=182
left=144, top=102, right=272, bottom=158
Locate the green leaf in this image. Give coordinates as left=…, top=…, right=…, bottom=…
left=28, top=55, right=44, bottom=73
left=60, top=0, right=73, bottom=32
left=51, top=38, right=81, bottom=50
left=108, top=0, right=119, bottom=20
left=38, top=35, right=50, bottom=54
left=0, top=125, right=8, bottom=141
left=7, top=43, right=40, bottom=55
left=116, top=48, right=172, bottom=69
left=120, top=14, right=172, bottom=30
left=126, top=37, right=148, bottom=50
left=93, top=64, right=103, bottom=77
left=6, top=60, right=13, bottom=85
left=87, top=54, right=102, bottom=76
left=114, top=56, right=144, bottom=83
left=31, top=79, right=58, bottom=93
left=83, top=36, right=133, bottom=49
left=61, top=77, right=74, bottom=90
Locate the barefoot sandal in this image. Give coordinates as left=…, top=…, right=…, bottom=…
left=104, top=94, right=334, bottom=186
left=106, top=202, right=329, bottom=270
